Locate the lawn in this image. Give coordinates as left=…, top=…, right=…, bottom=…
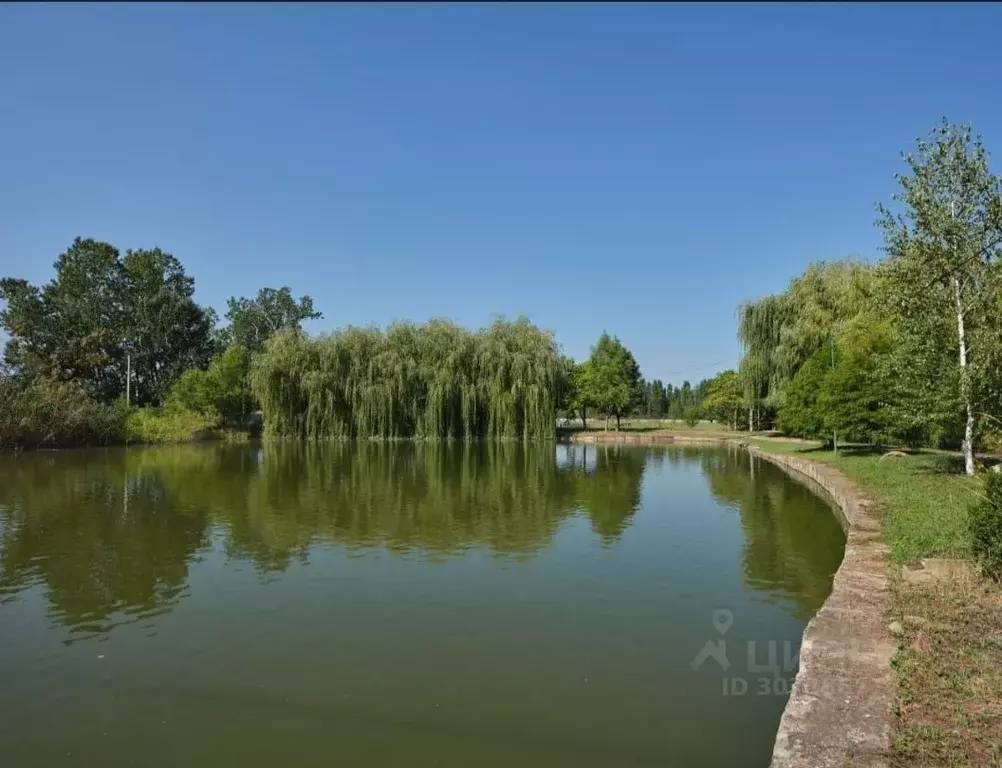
left=747, top=439, right=981, bottom=564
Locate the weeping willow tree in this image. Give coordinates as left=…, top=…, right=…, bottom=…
left=737, top=260, right=876, bottom=431
left=250, top=317, right=563, bottom=440
left=772, top=260, right=875, bottom=385
left=737, top=294, right=787, bottom=431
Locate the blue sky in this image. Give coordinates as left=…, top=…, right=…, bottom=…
left=3, top=4, right=1002, bottom=384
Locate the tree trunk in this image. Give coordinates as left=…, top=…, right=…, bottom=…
left=748, top=405, right=754, bottom=433
left=604, top=414, right=609, bottom=432
left=954, top=276, right=976, bottom=476
left=615, top=413, right=621, bottom=431
left=581, top=406, right=588, bottom=431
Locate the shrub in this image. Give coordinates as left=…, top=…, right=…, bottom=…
left=165, top=368, right=218, bottom=417
left=683, top=405, right=700, bottom=428
left=0, top=376, right=126, bottom=449
left=124, top=407, right=217, bottom=444
left=165, top=345, right=253, bottom=426
left=969, top=471, right=1002, bottom=578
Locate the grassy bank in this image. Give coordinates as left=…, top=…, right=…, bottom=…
left=741, top=438, right=998, bottom=767
left=745, top=440, right=979, bottom=563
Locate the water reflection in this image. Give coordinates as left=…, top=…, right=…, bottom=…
left=0, top=452, right=210, bottom=641
left=568, top=445, right=645, bottom=544
left=701, top=446, right=844, bottom=619
left=0, top=442, right=842, bottom=641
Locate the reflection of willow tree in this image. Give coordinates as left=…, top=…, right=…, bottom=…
left=0, top=450, right=210, bottom=641
left=131, top=444, right=650, bottom=571
left=0, top=443, right=651, bottom=635
left=567, top=445, right=646, bottom=544
left=121, top=443, right=646, bottom=571
left=701, top=447, right=845, bottom=619
left=225, top=442, right=583, bottom=570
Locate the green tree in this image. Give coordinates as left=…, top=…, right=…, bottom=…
left=223, top=287, right=322, bottom=354
left=121, top=248, right=217, bottom=405
left=559, top=358, right=595, bottom=429
left=737, top=295, right=786, bottom=431
left=702, top=370, right=744, bottom=429
left=167, top=345, right=254, bottom=425
left=0, top=238, right=215, bottom=405
left=823, top=322, right=897, bottom=446
left=666, top=384, right=682, bottom=420
left=778, top=348, right=831, bottom=439
left=1, top=239, right=125, bottom=400
left=772, top=260, right=875, bottom=387
left=683, top=404, right=700, bottom=427
left=779, top=319, right=905, bottom=446
left=878, top=120, right=1002, bottom=475
left=641, top=378, right=667, bottom=419
left=250, top=317, right=561, bottom=440
left=581, top=333, right=642, bottom=431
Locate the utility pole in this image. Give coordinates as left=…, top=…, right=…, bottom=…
left=830, top=337, right=837, bottom=455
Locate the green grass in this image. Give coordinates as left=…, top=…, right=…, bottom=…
left=748, top=440, right=981, bottom=564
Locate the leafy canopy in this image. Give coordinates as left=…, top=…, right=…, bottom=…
left=581, top=333, right=642, bottom=423
left=223, top=287, right=322, bottom=353
left=0, top=238, right=215, bottom=405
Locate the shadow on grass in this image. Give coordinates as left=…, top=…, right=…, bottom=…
left=788, top=443, right=888, bottom=456
left=912, top=452, right=1001, bottom=476
left=920, top=454, right=968, bottom=476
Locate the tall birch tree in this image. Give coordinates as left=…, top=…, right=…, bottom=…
left=878, top=120, right=1002, bottom=475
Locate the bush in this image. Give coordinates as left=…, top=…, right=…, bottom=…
left=683, top=405, right=700, bottom=428
left=0, top=376, right=126, bottom=449
left=969, top=471, right=1002, bottom=578
left=165, top=345, right=252, bottom=426
left=165, top=367, right=218, bottom=417
left=124, top=407, right=218, bottom=444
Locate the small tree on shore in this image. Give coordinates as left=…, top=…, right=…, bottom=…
left=582, top=333, right=642, bottom=431
left=702, top=370, right=744, bottom=430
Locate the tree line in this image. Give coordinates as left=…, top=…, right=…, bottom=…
left=736, top=119, right=1002, bottom=475
left=0, top=237, right=731, bottom=446
left=0, top=239, right=640, bottom=444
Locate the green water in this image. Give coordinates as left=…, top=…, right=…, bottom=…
left=0, top=443, right=844, bottom=768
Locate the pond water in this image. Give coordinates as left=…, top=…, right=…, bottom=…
left=0, top=442, right=844, bottom=768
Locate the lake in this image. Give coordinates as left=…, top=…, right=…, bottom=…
left=0, top=442, right=845, bottom=768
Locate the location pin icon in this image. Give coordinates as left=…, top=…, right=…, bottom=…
left=712, top=609, right=733, bottom=636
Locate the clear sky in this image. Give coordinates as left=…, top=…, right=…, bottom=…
left=3, top=3, right=1002, bottom=385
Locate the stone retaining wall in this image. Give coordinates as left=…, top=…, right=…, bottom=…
left=569, top=434, right=896, bottom=767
